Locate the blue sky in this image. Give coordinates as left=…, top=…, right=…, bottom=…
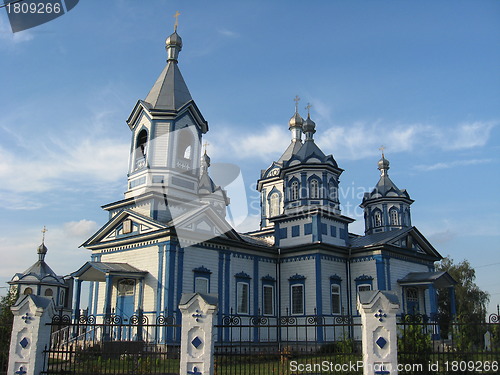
left=0, top=1, right=499, bottom=314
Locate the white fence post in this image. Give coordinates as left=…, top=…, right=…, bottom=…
left=179, top=293, right=218, bottom=375
left=8, top=295, right=55, bottom=375
left=357, top=290, right=400, bottom=375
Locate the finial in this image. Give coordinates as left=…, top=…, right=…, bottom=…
left=173, top=11, right=181, bottom=32
left=305, top=103, right=312, bottom=117
left=203, top=141, right=210, bottom=155
left=293, top=95, right=300, bottom=113
left=379, top=145, right=385, bottom=158
left=41, top=226, right=48, bottom=244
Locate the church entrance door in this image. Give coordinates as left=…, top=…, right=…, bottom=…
left=116, top=279, right=136, bottom=340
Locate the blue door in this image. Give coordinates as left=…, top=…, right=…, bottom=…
left=116, top=280, right=136, bottom=340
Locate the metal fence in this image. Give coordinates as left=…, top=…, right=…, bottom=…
left=397, top=313, right=500, bottom=375
left=42, top=313, right=181, bottom=375
left=214, top=313, right=363, bottom=375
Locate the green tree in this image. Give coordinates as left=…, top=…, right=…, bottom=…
left=436, top=257, right=489, bottom=320
left=436, top=257, right=490, bottom=348
left=1, top=288, right=17, bottom=368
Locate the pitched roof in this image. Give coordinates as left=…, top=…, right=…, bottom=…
left=398, top=271, right=457, bottom=288
left=350, top=227, right=411, bottom=248
left=144, top=62, right=193, bottom=110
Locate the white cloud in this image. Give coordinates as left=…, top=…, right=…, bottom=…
left=443, top=122, right=496, bottom=150
left=207, top=119, right=496, bottom=163
left=415, top=158, right=493, bottom=171
left=63, top=219, right=98, bottom=238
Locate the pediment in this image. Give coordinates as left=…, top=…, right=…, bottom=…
left=387, top=228, right=441, bottom=258
left=82, top=209, right=168, bottom=248
left=172, top=203, right=241, bottom=247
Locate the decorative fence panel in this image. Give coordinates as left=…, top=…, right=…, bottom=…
left=42, top=313, right=181, bottom=375
left=397, top=313, right=500, bottom=375
left=214, top=314, right=363, bottom=375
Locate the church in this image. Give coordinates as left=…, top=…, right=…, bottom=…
left=13, top=24, right=456, bottom=342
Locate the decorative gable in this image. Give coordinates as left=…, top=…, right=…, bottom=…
left=82, top=209, right=168, bottom=248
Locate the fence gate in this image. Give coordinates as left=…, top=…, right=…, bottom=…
left=214, top=313, right=362, bottom=375
left=42, top=313, right=181, bottom=375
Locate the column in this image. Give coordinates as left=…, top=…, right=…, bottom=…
left=358, top=290, right=400, bottom=375
left=179, top=293, right=218, bottom=375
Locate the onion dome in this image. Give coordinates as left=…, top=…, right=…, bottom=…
left=37, top=242, right=48, bottom=261
left=378, top=154, right=390, bottom=175
left=289, top=112, right=304, bottom=129
left=303, top=114, right=316, bottom=140
left=166, top=31, right=183, bottom=62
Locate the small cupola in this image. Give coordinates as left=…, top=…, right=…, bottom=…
left=360, top=151, right=414, bottom=235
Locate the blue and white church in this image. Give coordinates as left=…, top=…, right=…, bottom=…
left=64, top=26, right=456, bottom=337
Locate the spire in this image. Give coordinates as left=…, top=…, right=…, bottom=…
left=303, top=103, right=316, bottom=141
left=144, top=14, right=192, bottom=110
left=288, top=95, right=304, bottom=142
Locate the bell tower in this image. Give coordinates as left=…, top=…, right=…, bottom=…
left=103, top=21, right=211, bottom=222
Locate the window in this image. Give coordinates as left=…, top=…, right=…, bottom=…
left=177, top=129, right=194, bottom=161
left=123, top=220, right=132, bottom=234
left=135, top=129, right=148, bottom=170
left=118, top=279, right=135, bottom=296
left=23, top=287, right=33, bottom=295
left=263, top=285, right=274, bottom=316
left=195, top=277, right=209, bottom=294
left=59, top=290, right=65, bottom=306
left=291, top=284, right=304, bottom=315
left=357, top=284, right=372, bottom=293
left=136, top=130, right=148, bottom=157
left=269, top=193, right=279, bottom=217
left=44, top=289, right=53, bottom=297
left=390, top=209, right=399, bottom=225
left=237, top=282, right=249, bottom=314
left=291, top=181, right=299, bottom=201
left=374, top=211, right=382, bottom=227
left=331, top=284, right=341, bottom=314
left=310, top=179, right=319, bottom=199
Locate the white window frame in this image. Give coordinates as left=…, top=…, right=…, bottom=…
left=269, top=193, right=279, bottom=217
left=310, top=179, right=319, bottom=199
left=236, top=282, right=250, bottom=315
left=291, top=284, right=304, bottom=315
left=374, top=211, right=382, bottom=227
left=331, top=284, right=341, bottom=314
left=357, top=284, right=372, bottom=293
left=263, top=285, right=274, bottom=316
left=291, top=181, right=299, bottom=201
left=390, top=209, right=399, bottom=225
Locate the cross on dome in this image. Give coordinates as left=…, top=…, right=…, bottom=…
left=293, top=95, right=300, bottom=113
left=173, top=11, right=181, bottom=31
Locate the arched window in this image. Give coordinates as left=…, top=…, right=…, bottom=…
left=291, top=181, right=299, bottom=201
left=374, top=211, right=382, bottom=227
left=44, top=289, right=53, bottom=297
left=310, top=179, right=319, bottom=199
left=135, top=129, right=148, bottom=170
left=59, top=290, right=65, bottom=306
left=328, top=180, right=338, bottom=201
left=23, top=287, right=33, bottom=295
left=390, top=208, right=399, bottom=226
left=269, top=193, right=279, bottom=217
left=177, top=129, right=194, bottom=161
